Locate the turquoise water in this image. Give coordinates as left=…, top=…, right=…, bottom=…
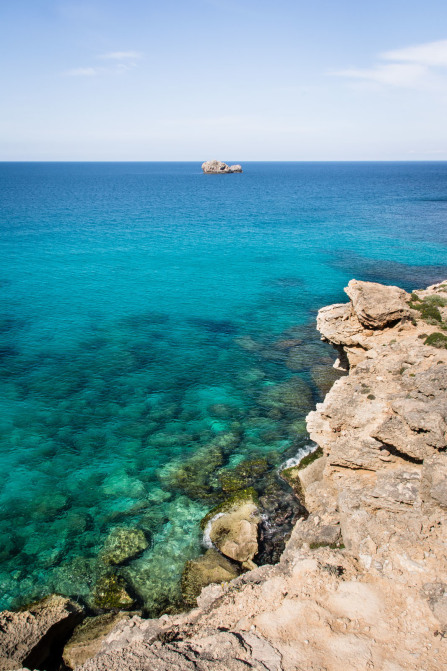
left=1, top=161, right=446, bottom=613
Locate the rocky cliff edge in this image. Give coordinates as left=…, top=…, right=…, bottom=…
left=5, top=279, right=447, bottom=671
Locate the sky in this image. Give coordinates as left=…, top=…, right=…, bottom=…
left=1, top=0, right=447, bottom=160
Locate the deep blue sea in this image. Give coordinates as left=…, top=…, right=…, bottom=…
left=1, top=161, right=446, bottom=613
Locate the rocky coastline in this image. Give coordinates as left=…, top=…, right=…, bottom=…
left=2, top=279, right=447, bottom=670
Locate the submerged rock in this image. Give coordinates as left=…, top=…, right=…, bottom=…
left=218, top=457, right=269, bottom=493
left=310, top=363, right=345, bottom=399
left=92, top=574, right=135, bottom=611
left=101, top=527, right=149, bottom=566
left=258, top=376, right=313, bottom=419
left=158, top=443, right=224, bottom=500
left=0, top=595, right=83, bottom=671
left=201, top=160, right=243, bottom=174
left=181, top=549, right=240, bottom=607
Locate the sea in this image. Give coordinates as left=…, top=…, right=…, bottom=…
left=0, top=161, right=446, bottom=613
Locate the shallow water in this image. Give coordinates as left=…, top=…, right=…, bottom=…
left=1, top=161, right=446, bottom=612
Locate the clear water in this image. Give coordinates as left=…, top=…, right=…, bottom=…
left=1, top=161, right=446, bottom=613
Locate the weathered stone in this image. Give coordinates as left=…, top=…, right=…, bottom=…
left=92, top=574, right=135, bottom=611
left=181, top=549, right=240, bottom=607
left=209, top=500, right=260, bottom=564
left=101, top=527, right=148, bottom=566
left=281, top=450, right=325, bottom=507
left=63, top=612, right=129, bottom=669
left=421, top=454, right=447, bottom=510
left=345, top=279, right=411, bottom=328
left=0, top=595, right=83, bottom=671
left=201, top=160, right=243, bottom=174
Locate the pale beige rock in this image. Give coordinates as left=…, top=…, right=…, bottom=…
left=345, top=279, right=411, bottom=328
left=181, top=549, right=240, bottom=606
left=63, top=612, right=130, bottom=669
left=209, top=502, right=260, bottom=563
left=0, top=595, right=83, bottom=671
left=201, top=160, right=243, bottom=174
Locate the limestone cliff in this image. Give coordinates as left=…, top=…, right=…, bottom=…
left=4, top=280, right=447, bottom=671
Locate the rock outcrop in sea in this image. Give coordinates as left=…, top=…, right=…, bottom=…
left=202, top=160, right=243, bottom=174
left=2, top=279, right=447, bottom=670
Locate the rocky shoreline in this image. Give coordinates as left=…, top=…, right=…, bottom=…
left=2, top=278, right=447, bottom=670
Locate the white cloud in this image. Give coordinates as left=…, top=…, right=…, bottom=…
left=335, top=63, right=428, bottom=88
left=99, top=51, right=143, bottom=61
left=382, top=40, right=447, bottom=67
left=333, top=38, right=447, bottom=89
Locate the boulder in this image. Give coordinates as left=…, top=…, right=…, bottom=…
left=101, top=527, right=148, bottom=566
left=201, top=160, right=242, bottom=174
left=0, top=595, right=83, bottom=671
left=345, top=279, right=411, bottom=328
left=209, top=500, right=260, bottom=567
left=181, top=549, right=240, bottom=607
left=92, top=574, right=135, bottom=611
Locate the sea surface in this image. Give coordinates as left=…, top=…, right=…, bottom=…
left=0, top=161, right=446, bottom=613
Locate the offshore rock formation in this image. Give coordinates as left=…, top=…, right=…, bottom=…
left=202, top=160, right=243, bottom=174
left=4, top=279, right=447, bottom=671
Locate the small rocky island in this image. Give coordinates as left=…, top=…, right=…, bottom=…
left=2, top=279, right=447, bottom=670
left=202, top=160, right=242, bottom=174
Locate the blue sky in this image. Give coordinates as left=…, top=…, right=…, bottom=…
left=1, top=0, right=447, bottom=160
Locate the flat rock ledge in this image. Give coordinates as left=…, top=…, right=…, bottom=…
left=5, top=279, right=447, bottom=671
left=202, top=160, right=242, bottom=174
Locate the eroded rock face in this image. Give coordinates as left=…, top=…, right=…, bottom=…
left=201, top=160, right=243, bottom=174
left=0, top=595, right=83, bottom=671
left=63, top=612, right=130, bottom=669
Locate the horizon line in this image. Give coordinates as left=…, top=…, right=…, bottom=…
left=2, top=159, right=447, bottom=163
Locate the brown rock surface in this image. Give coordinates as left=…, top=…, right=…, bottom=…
left=181, top=549, right=240, bottom=607
left=63, top=612, right=130, bottom=669
left=201, top=160, right=243, bottom=174
left=0, top=595, right=83, bottom=671
left=345, top=279, right=411, bottom=328
left=209, top=501, right=260, bottom=565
